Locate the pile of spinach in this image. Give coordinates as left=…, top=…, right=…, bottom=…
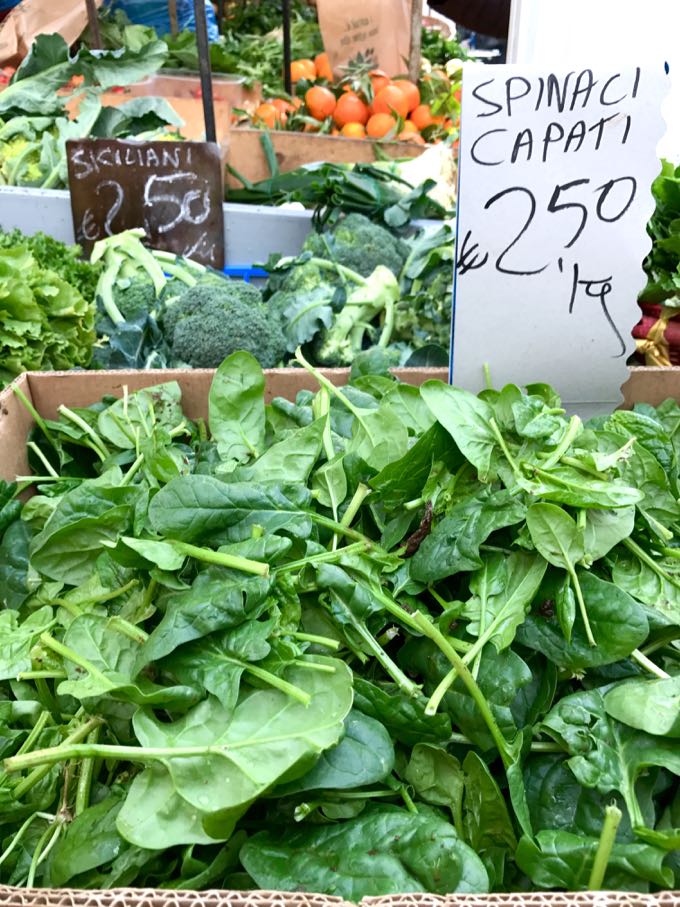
left=0, top=350, right=678, bottom=897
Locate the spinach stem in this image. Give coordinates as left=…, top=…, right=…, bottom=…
left=404, top=497, right=424, bottom=512
left=568, top=566, right=596, bottom=647
left=488, top=418, right=521, bottom=477
left=170, top=541, right=270, bottom=577
left=40, top=633, right=111, bottom=685
left=50, top=579, right=139, bottom=611
left=75, top=726, right=100, bottom=817
left=329, top=591, right=420, bottom=698
left=631, top=648, right=670, bottom=679
left=12, top=717, right=103, bottom=797
left=109, top=617, right=149, bottom=644
left=58, top=405, right=110, bottom=461
left=624, top=537, right=680, bottom=590
left=412, top=611, right=511, bottom=765
left=18, top=671, right=66, bottom=681
left=27, top=819, right=62, bottom=887
left=399, top=785, right=418, bottom=814
left=340, top=483, right=370, bottom=529
left=540, top=415, right=581, bottom=470
left=286, top=631, right=340, bottom=650
left=276, top=541, right=367, bottom=573
left=311, top=513, right=376, bottom=546
left=588, top=804, right=622, bottom=890
left=27, top=442, right=58, bottom=478
left=292, top=661, right=336, bottom=673
left=483, top=363, right=493, bottom=390
left=225, top=658, right=311, bottom=705
left=0, top=811, right=53, bottom=868
left=13, top=385, right=57, bottom=450
left=121, top=453, right=144, bottom=486
left=16, top=711, right=51, bottom=757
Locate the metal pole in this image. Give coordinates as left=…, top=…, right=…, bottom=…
left=217, top=0, right=225, bottom=32
left=168, top=0, right=179, bottom=36
left=408, top=0, right=422, bottom=82
left=282, top=0, right=292, bottom=95
left=85, top=0, right=102, bottom=48
left=193, top=0, right=217, bottom=143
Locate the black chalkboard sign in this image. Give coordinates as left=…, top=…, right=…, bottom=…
left=66, top=139, right=225, bottom=269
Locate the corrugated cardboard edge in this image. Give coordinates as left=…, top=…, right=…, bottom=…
left=0, top=887, right=677, bottom=907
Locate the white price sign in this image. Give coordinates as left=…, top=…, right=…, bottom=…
left=451, top=63, right=668, bottom=411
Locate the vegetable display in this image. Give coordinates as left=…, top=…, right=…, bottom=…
left=0, top=33, right=179, bottom=188
left=0, top=243, right=96, bottom=385
left=0, top=351, right=678, bottom=895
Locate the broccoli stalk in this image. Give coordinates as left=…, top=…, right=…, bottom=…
left=305, top=260, right=399, bottom=367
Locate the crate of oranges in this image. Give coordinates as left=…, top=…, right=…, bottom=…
left=227, top=52, right=460, bottom=184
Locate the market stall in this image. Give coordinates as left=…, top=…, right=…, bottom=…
left=0, top=0, right=678, bottom=902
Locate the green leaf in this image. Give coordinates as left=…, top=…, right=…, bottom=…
left=56, top=615, right=198, bottom=708
left=526, top=502, right=584, bottom=570
left=240, top=807, right=489, bottom=898
left=231, top=418, right=325, bottom=485
left=583, top=506, right=636, bottom=562
left=516, top=572, right=649, bottom=670
left=411, top=488, right=526, bottom=583
left=275, top=710, right=395, bottom=794
left=404, top=743, right=464, bottom=825
left=209, top=352, right=266, bottom=466
left=97, top=382, right=184, bottom=450
left=421, top=382, right=497, bottom=476
left=542, top=686, right=680, bottom=828
left=117, top=658, right=353, bottom=847
left=463, top=552, right=547, bottom=652
left=0, top=607, right=53, bottom=681
left=610, top=549, right=680, bottom=624
left=463, top=751, right=518, bottom=853
left=516, top=829, right=673, bottom=890
left=0, top=520, right=32, bottom=610
left=604, top=676, right=680, bottom=738
left=30, top=482, right=140, bottom=583
left=383, top=384, right=436, bottom=435
left=148, top=475, right=312, bottom=543
left=353, top=678, right=452, bottom=746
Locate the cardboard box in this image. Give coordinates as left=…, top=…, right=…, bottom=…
left=227, top=128, right=426, bottom=188
left=2, top=366, right=679, bottom=484
left=0, top=368, right=679, bottom=906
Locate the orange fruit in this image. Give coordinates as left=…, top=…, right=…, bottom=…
left=333, top=91, right=369, bottom=127
left=305, top=85, right=336, bottom=120
left=314, top=51, right=333, bottom=81
left=341, top=121, right=366, bottom=138
left=369, top=69, right=391, bottom=96
left=254, top=103, right=279, bottom=128
left=372, top=85, right=409, bottom=119
left=290, top=58, right=316, bottom=81
left=331, top=127, right=340, bottom=135
left=410, top=103, right=435, bottom=131
left=393, top=78, right=420, bottom=112
left=366, top=112, right=397, bottom=138
left=399, top=130, right=426, bottom=143
left=399, top=119, right=419, bottom=135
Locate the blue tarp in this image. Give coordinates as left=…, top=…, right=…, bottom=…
left=107, top=0, right=219, bottom=40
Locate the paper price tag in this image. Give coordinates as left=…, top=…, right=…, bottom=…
left=451, top=64, right=668, bottom=411
left=66, top=139, right=225, bottom=269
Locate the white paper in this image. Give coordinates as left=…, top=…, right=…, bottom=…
left=451, top=63, right=668, bottom=411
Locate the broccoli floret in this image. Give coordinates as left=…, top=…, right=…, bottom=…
left=303, top=212, right=409, bottom=278
left=165, top=282, right=287, bottom=369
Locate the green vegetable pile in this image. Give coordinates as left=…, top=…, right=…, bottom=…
left=0, top=350, right=679, bottom=895
left=0, top=244, right=96, bottom=385
left=265, top=213, right=453, bottom=366
left=0, top=34, right=180, bottom=189
left=641, top=159, right=680, bottom=306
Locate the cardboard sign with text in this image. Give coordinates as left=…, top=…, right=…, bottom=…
left=451, top=64, right=667, bottom=411
left=66, top=139, right=225, bottom=269
left=316, top=0, right=411, bottom=79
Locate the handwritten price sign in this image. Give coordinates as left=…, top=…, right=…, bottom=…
left=451, top=64, right=667, bottom=410
left=66, top=139, right=225, bottom=269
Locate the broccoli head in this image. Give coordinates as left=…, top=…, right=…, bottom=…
left=164, top=282, right=287, bottom=369
left=303, top=212, right=409, bottom=278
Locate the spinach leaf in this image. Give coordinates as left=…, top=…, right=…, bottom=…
left=231, top=418, right=325, bottom=485
left=0, top=607, right=54, bottom=681
left=411, top=488, right=526, bottom=582
left=0, top=520, right=33, bottom=609
left=240, top=807, right=489, bottom=898
left=604, top=676, right=680, bottom=738
left=404, top=743, right=464, bottom=826
left=209, top=351, right=266, bottom=466
left=352, top=678, right=452, bottom=746
left=421, top=382, right=497, bottom=477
